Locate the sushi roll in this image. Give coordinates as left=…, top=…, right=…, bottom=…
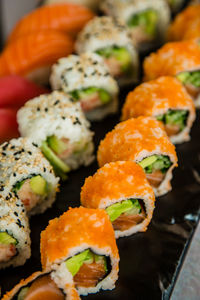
left=122, top=76, right=196, bottom=144
left=17, top=91, right=94, bottom=180
left=167, top=4, right=200, bottom=41
left=2, top=271, right=80, bottom=300
left=0, top=138, right=59, bottom=216
left=101, top=0, right=170, bottom=51
left=81, top=161, right=155, bottom=238
left=7, top=3, right=95, bottom=44
left=143, top=39, right=200, bottom=108
left=41, top=207, right=119, bottom=295
left=50, top=53, right=119, bottom=121
left=43, top=0, right=101, bottom=12
left=0, top=31, right=74, bottom=85
left=0, top=188, right=31, bottom=269
left=97, top=117, right=178, bottom=196
left=75, top=16, right=139, bottom=86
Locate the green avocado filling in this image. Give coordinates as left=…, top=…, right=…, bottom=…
left=70, top=87, right=112, bottom=105
left=17, top=287, right=29, bottom=300
left=41, top=140, right=70, bottom=180
left=156, top=109, right=189, bottom=132
left=138, top=155, right=172, bottom=174
left=106, top=199, right=141, bottom=222
left=0, top=232, right=17, bottom=245
left=65, top=249, right=107, bottom=277
left=176, top=71, right=200, bottom=88
left=96, top=46, right=132, bottom=73
left=127, top=9, right=158, bottom=37
left=13, top=175, right=48, bottom=196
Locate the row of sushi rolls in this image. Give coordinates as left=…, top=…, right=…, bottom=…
left=0, top=0, right=200, bottom=298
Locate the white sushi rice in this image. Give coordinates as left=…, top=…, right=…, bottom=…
left=17, top=91, right=95, bottom=170
left=0, top=138, right=59, bottom=216
left=50, top=53, right=119, bottom=121
left=0, top=188, right=31, bottom=269
left=75, top=16, right=139, bottom=86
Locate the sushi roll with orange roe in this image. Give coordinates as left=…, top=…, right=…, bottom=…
left=167, top=4, right=200, bottom=41
left=97, top=117, right=178, bottom=196
left=143, top=39, right=200, bottom=108
left=0, top=31, right=74, bottom=85
left=122, top=76, right=196, bottom=144
left=2, top=271, right=80, bottom=300
left=81, top=161, right=155, bottom=238
left=41, top=207, right=119, bottom=296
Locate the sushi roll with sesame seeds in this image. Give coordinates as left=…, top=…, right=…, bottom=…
left=97, top=117, right=178, bottom=197
left=0, top=138, right=59, bottom=216
left=81, top=161, right=155, bottom=238
left=2, top=270, right=80, bottom=300
left=17, top=91, right=94, bottom=180
left=101, top=0, right=170, bottom=51
left=50, top=53, right=119, bottom=121
left=75, top=16, right=139, bottom=86
left=0, top=187, right=31, bottom=269
left=122, top=77, right=196, bottom=144
left=41, top=207, right=119, bottom=296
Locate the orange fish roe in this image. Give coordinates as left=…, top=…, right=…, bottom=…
left=40, top=207, right=119, bottom=271
left=143, top=39, right=200, bottom=81
left=167, top=4, right=200, bottom=41
left=122, top=76, right=195, bottom=121
left=97, top=116, right=177, bottom=168
left=183, top=19, right=200, bottom=40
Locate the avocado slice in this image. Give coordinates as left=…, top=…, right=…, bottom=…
left=106, top=199, right=139, bottom=222
left=138, top=155, right=157, bottom=169
left=30, top=175, right=47, bottom=196
left=70, top=87, right=111, bottom=105
left=41, top=141, right=70, bottom=179
left=65, top=249, right=92, bottom=276
left=125, top=200, right=142, bottom=216
left=47, top=135, right=68, bottom=155
left=0, top=232, right=17, bottom=245
left=17, top=287, right=29, bottom=300
left=94, top=254, right=108, bottom=272
left=177, top=71, right=200, bottom=88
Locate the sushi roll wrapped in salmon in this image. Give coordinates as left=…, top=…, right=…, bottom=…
left=167, top=4, right=200, bottom=41
left=101, top=0, right=170, bottom=51
left=75, top=16, right=139, bottom=86
left=43, top=0, right=101, bottom=12
left=7, top=3, right=95, bottom=44
left=143, top=39, right=200, bottom=108
left=0, top=31, right=74, bottom=85
left=50, top=53, right=119, bottom=121
left=122, top=76, right=196, bottom=144
left=0, top=188, right=31, bottom=269
left=41, top=207, right=119, bottom=296
left=17, top=91, right=94, bottom=180
left=2, top=270, right=80, bottom=300
left=81, top=161, right=155, bottom=238
left=97, top=117, right=178, bottom=196
left=0, top=138, right=59, bottom=216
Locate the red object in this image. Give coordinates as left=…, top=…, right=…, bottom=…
left=0, top=108, right=19, bottom=143
left=0, top=76, right=49, bottom=108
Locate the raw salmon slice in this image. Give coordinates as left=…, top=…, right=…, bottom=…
left=146, top=170, right=165, bottom=187
left=25, top=275, right=64, bottom=300
left=165, top=123, right=181, bottom=136
left=113, top=207, right=146, bottom=231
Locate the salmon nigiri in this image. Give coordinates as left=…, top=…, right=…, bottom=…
left=0, top=31, right=74, bottom=85
left=7, top=3, right=95, bottom=44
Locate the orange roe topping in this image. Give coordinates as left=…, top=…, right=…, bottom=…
left=97, top=116, right=177, bottom=168
left=122, top=76, right=195, bottom=120
left=81, top=161, right=155, bottom=209
left=143, top=39, right=200, bottom=81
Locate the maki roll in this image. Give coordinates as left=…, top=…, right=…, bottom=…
left=2, top=271, right=80, bottom=300
left=143, top=39, right=200, bottom=108
left=41, top=207, right=119, bottom=295
left=81, top=161, right=155, bottom=238
left=97, top=117, right=178, bottom=196
left=50, top=53, right=119, bottom=121
left=0, top=138, right=59, bottom=216
left=122, top=76, right=196, bottom=144
left=101, top=0, right=170, bottom=51
left=17, top=91, right=94, bottom=180
left=167, top=4, right=200, bottom=41
left=75, top=16, right=139, bottom=86
left=0, top=188, right=30, bottom=269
